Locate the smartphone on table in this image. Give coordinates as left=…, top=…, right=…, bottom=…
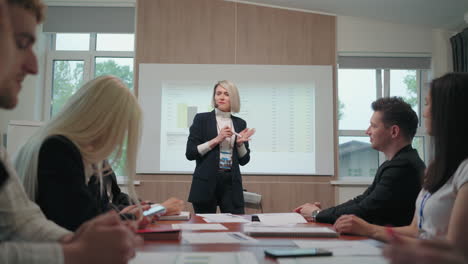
left=264, top=248, right=332, bottom=258
left=143, top=204, right=166, bottom=217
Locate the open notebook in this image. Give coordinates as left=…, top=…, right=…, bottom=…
left=243, top=226, right=338, bottom=238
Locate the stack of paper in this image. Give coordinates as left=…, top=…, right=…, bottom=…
left=172, top=223, right=228, bottom=231
left=255, top=213, right=307, bottom=225
left=294, top=240, right=382, bottom=256
left=244, top=226, right=338, bottom=238
left=197, top=213, right=250, bottom=223
left=278, top=256, right=388, bottom=264
left=182, top=232, right=258, bottom=244
left=130, top=252, right=258, bottom=264
left=159, top=211, right=191, bottom=221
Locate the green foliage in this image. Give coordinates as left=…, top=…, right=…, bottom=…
left=403, top=70, right=424, bottom=161
left=94, top=59, right=134, bottom=176
left=402, top=71, right=417, bottom=108
left=95, top=59, right=134, bottom=91
left=338, top=99, right=345, bottom=121
left=51, top=61, right=84, bottom=116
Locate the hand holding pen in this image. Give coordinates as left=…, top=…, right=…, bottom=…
left=236, top=128, right=256, bottom=146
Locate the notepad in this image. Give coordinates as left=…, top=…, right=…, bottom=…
left=255, top=213, right=307, bottom=225
left=243, top=226, right=338, bottom=238
left=159, top=211, right=191, bottom=221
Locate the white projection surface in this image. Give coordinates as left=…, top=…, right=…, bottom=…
left=138, top=64, right=334, bottom=175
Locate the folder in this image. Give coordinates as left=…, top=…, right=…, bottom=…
left=137, top=228, right=181, bottom=240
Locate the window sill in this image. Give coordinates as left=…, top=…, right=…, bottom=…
left=116, top=176, right=140, bottom=186
left=331, top=179, right=372, bottom=186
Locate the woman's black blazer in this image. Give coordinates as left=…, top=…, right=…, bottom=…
left=185, top=110, right=250, bottom=207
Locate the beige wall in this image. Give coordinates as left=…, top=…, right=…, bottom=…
left=134, top=0, right=337, bottom=212
left=337, top=16, right=433, bottom=54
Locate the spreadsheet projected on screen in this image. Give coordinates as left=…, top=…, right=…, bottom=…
left=137, top=64, right=333, bottom=175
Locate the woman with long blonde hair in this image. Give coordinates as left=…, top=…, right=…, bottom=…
left=15, top=75, right=142, bottom=231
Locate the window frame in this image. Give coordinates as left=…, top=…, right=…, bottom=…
left=43, top=33, right=134, bottom=120
left=338, top=67, right=430, bottom=180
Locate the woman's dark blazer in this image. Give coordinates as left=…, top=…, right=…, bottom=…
left=186, top=110, right=251, bottom=207
left=36, top=135, right=103, bottom=231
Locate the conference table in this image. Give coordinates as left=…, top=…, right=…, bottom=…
left=136, top=215, right=388, bottom=264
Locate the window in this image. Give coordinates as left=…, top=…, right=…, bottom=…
left=55, top=33, right=90, bottom=51
left=95, top=57, right=134, bottom=90
left=45, top=33, right=135, bottom=176
left=338, top=56, right=430, bottom=179
left=51, top=60, right=84, bottom=116
left=96, top=34, right=134, bottom=51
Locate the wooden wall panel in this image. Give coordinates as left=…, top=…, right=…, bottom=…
left=135, top=0, right=236, bottom=64
left=236, top=4, right=336, bottom=65
left=135, top=0, right=338, bottom=213
left=135, top=174, right=334, bottom=213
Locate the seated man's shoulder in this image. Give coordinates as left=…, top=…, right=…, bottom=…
left=390, top=149, right=424, bottom=168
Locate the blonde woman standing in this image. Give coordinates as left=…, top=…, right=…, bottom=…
left=186, top=80, right=255, bottom=214
left=15, top=75, right=143, bottom=231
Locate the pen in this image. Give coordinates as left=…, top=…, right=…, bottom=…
left=233, top=131, right=242, bottom=138
left=227, top=213, right=247, bottom=219
left=229, top=232, right=248, bottom=241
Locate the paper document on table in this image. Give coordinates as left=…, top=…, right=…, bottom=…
left=294, top=240, right=382, bottom=256
left=255, top=213, right=307, bottom=225
left=182, top=232, right=258, bottom=244
left=159, top=211, right=191, bottom=220
left=244, top=226, right=338, bottom=238
left=172, top=223, right=228, bottom=230
left=197, top=213, right=250, bottom=223
left=278, top=256, right=388, bottom=264
left=130, top=251, right=258, bottom=264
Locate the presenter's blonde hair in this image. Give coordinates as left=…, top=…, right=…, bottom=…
left=212, top=80, right=241, bottom=113
left=15, top=75, right=142, bottom=202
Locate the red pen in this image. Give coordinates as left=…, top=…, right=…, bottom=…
left=294, top=207, right=302, bottom=213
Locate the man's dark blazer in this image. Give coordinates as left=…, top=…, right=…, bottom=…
left=186, top=110, right=250, bottom=207
left=316, top=144, right=425, bottom=226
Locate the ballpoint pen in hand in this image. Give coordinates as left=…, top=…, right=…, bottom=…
left=233, top=131, right=243, bottom=138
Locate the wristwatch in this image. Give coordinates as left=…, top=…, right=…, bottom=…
left=311, top=210, right=320, bottom=221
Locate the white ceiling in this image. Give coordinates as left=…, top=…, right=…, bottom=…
left=236, top=0, right=468, bottom=30
left=45, top=0, right=468, bottom=30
